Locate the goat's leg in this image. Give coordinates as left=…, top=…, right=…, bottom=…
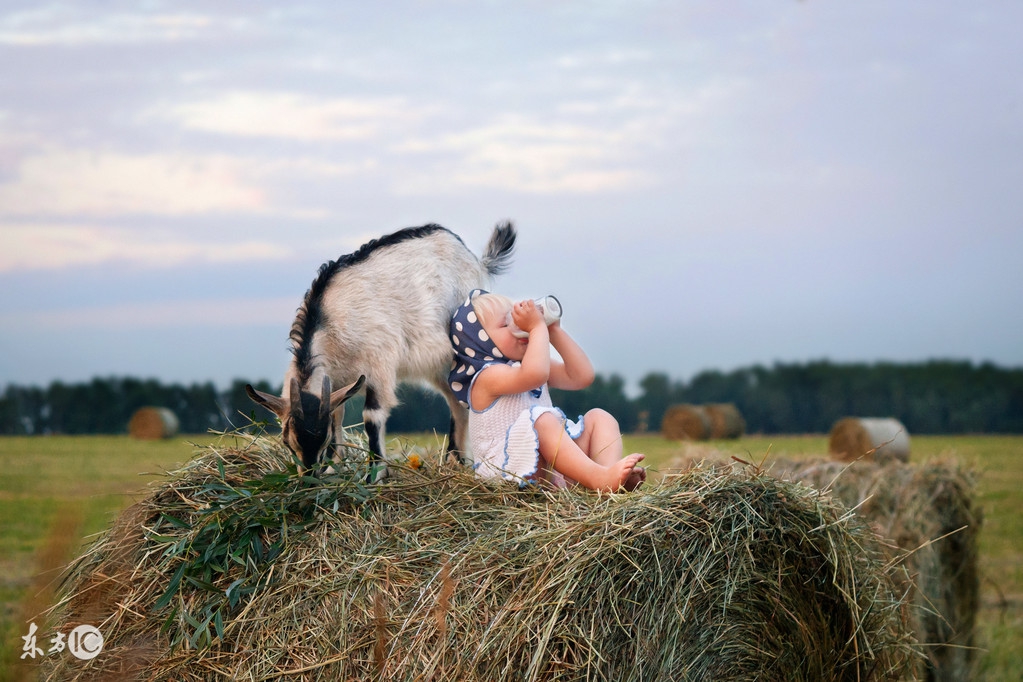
left=362, top=383, right=395, bottom=482
left=326, top=403, right=346, bottom=470
left=449, top=407, right=470, bottom=466
left=431, top=377, right=470, bottom=466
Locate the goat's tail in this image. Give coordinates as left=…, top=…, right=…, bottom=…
left=481, top=221, right=516, bottom=275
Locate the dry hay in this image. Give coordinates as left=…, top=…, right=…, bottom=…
left=829, top=417, right=910, bottom=464
left=660, top=404, right=711, bottom=441
left=128, top=407, right=180, bottom=440
left=704, top=403, right=746, bottom=439
left=766, top=457, right=981, bottom=681
left=659, top=450, right=981, bottom=680
left=43, top=435, right=917, bottom=682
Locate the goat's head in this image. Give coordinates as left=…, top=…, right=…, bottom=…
left=246, top=375, right=365, bottom=471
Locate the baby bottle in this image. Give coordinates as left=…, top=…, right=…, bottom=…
left=507, top=295, right=562, bottom=338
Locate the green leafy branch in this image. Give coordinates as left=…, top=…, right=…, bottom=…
left=145, top=441, right=380, bottom=650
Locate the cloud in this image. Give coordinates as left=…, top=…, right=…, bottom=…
left=166, top=91, right=417, bottom=141
left=553, top=48, right=654, bottom=71
left=0, top=6, right=226, bottom=46
left=164, top=91, right=660, bottom=194
left=1, top=296, right=298, bottom=330
left=0, top=148, right=265, bottom=217
left=395, top=116, right=653, bottom=194
left=0, top=226, right=292, bottom=273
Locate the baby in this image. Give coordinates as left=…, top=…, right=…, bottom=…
left=449, top=290, right=645, bottom=492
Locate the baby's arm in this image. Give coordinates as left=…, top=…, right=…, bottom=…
left=471, top=301, right=550, bottom=409
left=548, top=324, right=595, bottom=391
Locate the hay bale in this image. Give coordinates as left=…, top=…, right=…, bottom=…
left=44, top=437, right=916, bottom=681
left=768, top=457, right=981, bottom=681
left=829, top=417, right=910, bottom=463
left=660, top=404, right=711, bottom=440
left=128, top=407, right=179, bottom=440
left=704, top=403, right=746, bottom=439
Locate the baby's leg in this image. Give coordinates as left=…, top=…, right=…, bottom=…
left=573, top=408, right=624, bottom=466
left=534, top=412, right=643, bottom=492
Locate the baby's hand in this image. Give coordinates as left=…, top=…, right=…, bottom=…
left=512, top=299, right=546, bottom=333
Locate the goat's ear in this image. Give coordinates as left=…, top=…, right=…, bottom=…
left=246, top=384, right=286, bottom=417
left=329, top=375, right=365, bottom=413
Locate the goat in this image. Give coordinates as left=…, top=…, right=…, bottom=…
left=247, top=222, right=515, bottom=478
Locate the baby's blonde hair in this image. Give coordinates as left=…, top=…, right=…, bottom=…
left=472, top=292, right=514, bottom=329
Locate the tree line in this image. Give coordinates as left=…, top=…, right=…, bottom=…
left=1, top=360, right=1020, bottom=436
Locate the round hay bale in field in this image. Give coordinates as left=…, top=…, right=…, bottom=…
left=768, top=457, right=981, bottom=681
left=43, top=437, right=916, bottom=682
left=128, top=407, right=179, bottom=440
left=829, top=417, right=910, bottom=463
left=660, top=404, right=711, bottom=440
left=704, top=403, right=746, bottom=439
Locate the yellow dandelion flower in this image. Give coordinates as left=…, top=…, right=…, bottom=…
left=408, top=454, right=422, bottom=469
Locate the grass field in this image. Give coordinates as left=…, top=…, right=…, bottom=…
left=0, top=432, right=1018, bottom=680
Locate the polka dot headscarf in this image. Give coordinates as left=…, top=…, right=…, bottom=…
left=449, top=289, right=508, bottom=408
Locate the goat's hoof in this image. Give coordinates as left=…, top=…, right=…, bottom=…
left=367, top=464, right=390, bottom=485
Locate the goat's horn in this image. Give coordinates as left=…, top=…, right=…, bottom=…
left=289, top=377, right=304, bottom=422
left=319, top=375, right=332, bottom=423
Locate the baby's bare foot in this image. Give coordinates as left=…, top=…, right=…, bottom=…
left=624, top=463, right=647, bottom=492
left=600, top=453, right=645, bottom=492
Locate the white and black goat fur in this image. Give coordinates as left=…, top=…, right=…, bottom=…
left=247, top=222, right=515, bottom=477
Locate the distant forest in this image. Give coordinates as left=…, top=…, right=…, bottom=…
left=1, top=360, right=1021, bottom=436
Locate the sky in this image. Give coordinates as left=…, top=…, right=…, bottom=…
left=1, top=1, right=1021, bottom=393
